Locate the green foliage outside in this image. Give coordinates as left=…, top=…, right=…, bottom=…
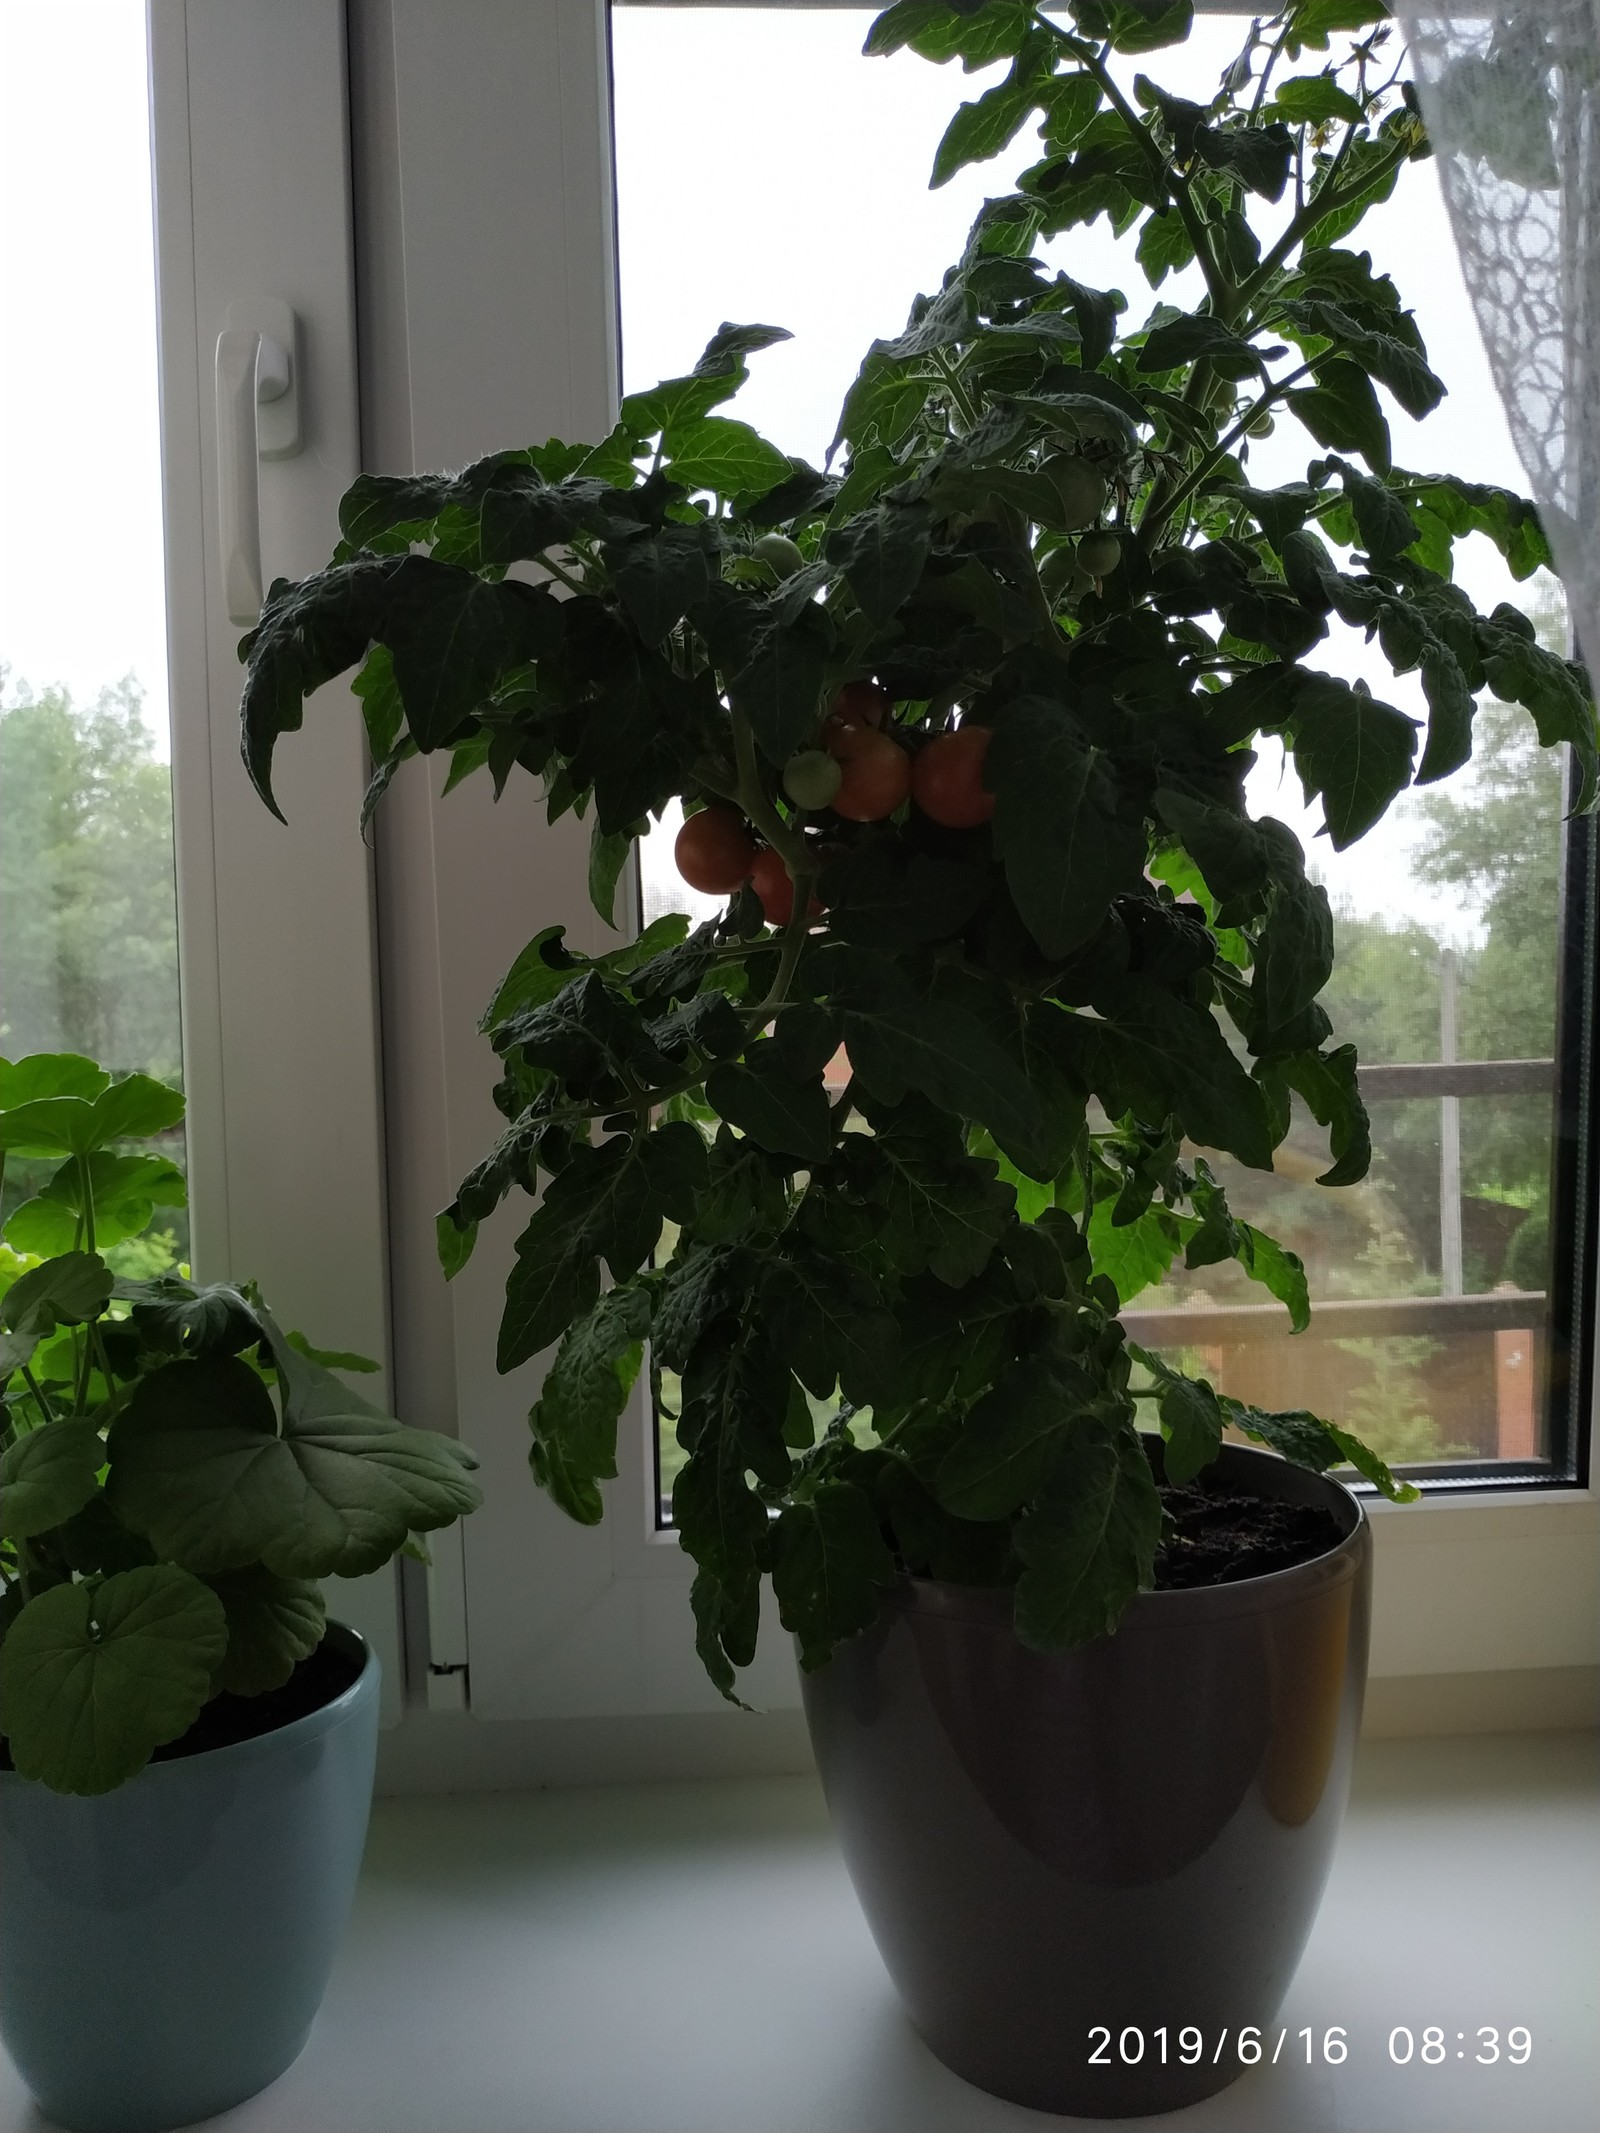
left=0, top=673, right=189, bottom=1283
left=0, top=674, right=183, bottom=1084
left=237, top=0, right=1593, bottom=1697
left=0, top=1053, right=481, bottom=1796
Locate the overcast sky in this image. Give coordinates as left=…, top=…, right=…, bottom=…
left=0, top=3, right=1554, bottom=952
left=0, top=2, right=167, bottom=729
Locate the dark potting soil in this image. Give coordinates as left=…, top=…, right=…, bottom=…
left=1152, top=1482, right=1345, bottom=1590
left=148, top=1636, right=364, bottom=1764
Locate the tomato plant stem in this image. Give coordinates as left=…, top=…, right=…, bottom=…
left=731, top=707, right=808, bottom=872
left=1147, top=358, right=1319, bottom=538
left=931, top=348, right=981, bottom=434
left=18, top=1367, right=56, bottom=1427
left=1049, top=19, right=1234, bottom=319
left=761, top=891, right=816, bottom=1016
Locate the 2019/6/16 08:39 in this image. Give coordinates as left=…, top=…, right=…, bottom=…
left=1084, top=2027, right=1533, bottom=2069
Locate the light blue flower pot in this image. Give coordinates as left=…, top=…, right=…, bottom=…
left=0, top=1622, right=379, bottom=2133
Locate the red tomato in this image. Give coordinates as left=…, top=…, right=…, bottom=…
left=827, top=725, right=912, bottom=822
left=750, top=846, right=792, bottom=926
left=750, top=846, right=823, bottom=928
left=826, top=680, right=891, bottom=731
left=912, top=726, right=995, bottom=829
left=674, top=805, right=757, bottom=894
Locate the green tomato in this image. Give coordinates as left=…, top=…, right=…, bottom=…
left=1037, top=546, right=1093, bottom=606
left=1039, top=454, right=1107, bottom=532
left=1077, top=531, right=1123, bottom=579
left=752, top=532, right=806, bottom=579
left=782, top=749, right=843, bottom=810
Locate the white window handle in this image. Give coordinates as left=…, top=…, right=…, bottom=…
left=214, top=299, right=301, bottom=628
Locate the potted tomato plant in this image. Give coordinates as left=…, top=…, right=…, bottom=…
left=0, top=1052, right=481, bottom=2133
left=235, top=0, right=1593, bottom=2111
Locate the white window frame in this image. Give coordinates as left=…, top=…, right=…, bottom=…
left=155, top=0, right=1598, bottom=1765
left=346, top=0, right=798, bottom=1726
left=148, top=0, right=401, bottom=1721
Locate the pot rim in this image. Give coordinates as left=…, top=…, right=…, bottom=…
left=897, top=1442, right=1370, bottom=1631
left=0, top=1619, right=377, bottom=1794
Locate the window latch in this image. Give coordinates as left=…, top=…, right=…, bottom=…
left=214, top=298, right=301, bottom=626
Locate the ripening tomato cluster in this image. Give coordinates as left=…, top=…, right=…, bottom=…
left=672, top=808, right=823, bottom=927
left=673, top=680, right=998, bottom=924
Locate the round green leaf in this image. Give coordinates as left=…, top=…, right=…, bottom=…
left=0, top=1054, right=110, bottom=1108
left=119, top=1276, right=262, bottom=1357
left=52, top=1494, right=158, bottom=1576
left=4, top=1153, right=185, bottom=1260
left=0, top=1074, right=183, bottom=1157
left=2, top=1197, right=80, bottom=1259
left=9, top=1153, right=188, bottom=1259
left=0, top=1420, right=105, bottom=1539
left=0, top=1096, right=98, bottom=1157
left=1, top=1251, right=114, bottom=1336
left=0, top=1566, right=227, bottom=1794
left=205, top=1567, right=326, bottom=1696
left=0, top=1328, right=41, bottom=1382
left=89, top=1073, right=186, bottom=1143
left=107, top=1350, right=482, bottom=1579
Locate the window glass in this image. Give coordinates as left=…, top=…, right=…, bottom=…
left=0, top=2, right=187, bottom=1276
left=614, top=4, right=1570, bottom=1497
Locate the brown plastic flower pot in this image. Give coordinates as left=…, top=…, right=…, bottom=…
left=800, top=1442, right=1371, bottom=2117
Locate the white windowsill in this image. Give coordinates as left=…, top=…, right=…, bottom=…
left=4, top=1733, right=1591, bottom=2133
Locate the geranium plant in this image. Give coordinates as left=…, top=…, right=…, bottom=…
left=236, top=0, right=1594, bottom=1700
left=0, top=1053, right=481, bottom=1791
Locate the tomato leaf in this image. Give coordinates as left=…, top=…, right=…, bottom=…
left=1289, top=674, right=1419, bottom=848
left=772, top=1482, right=900, bottom=1669
left=663, top=416, right=792, bottom=499
left=1013, top=1422, right=1162, bottom=1647
left=706, top=1051, right=834, bottom=1165
left=528, top=1285, right=652, bottom=1525
left=987, top=697, right=1146, bottom=959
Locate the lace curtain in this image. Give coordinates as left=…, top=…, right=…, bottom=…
left=1394, top=2, right=1600, bottom=674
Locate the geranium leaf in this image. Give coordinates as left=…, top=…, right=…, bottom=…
left=205, top=1566, right=327, bottom=1696
left=0, top=1420, right=104, bottom=1539
left=0, top=1566, right=227, bottom=1795
left=0, top=1054, right=109, bottom=1107
left=106, top=1348, right=482, bottom=1580
left=2, top=1252, right=113, bottom=1337
left=116, top=1275, right=263, bottom=1357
